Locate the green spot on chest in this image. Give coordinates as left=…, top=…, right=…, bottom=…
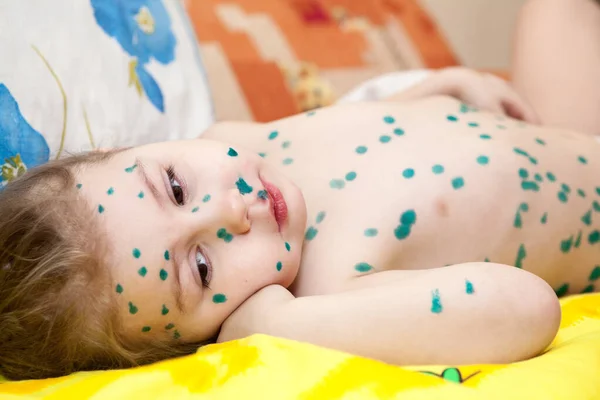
left=561, top=183, right=571, bottom=193
left=557, top=191, right=568, bottom=203
left=125, top=164, right=138, bottom=173
left=546, top=172, right=556, bottom=182
left=514, top=148, right=529, bottom=157
left=383, top=116, right=395, bottom=124
left=107, top=187, right=115, bottom=195
left=355, top=146, right=368, bottom=154
left=582, top=210, right=593, bottom=226
left=164, top=250, right=170, bottom=261
left=400, top=210, right=417, bottom=225
left=459, top=103, right=469, bottom=113
left=141, top=326, right=151, bottom=333
left=138, top=191, right=145, bottom=199
left=432, top=164, right=444, bottom=174
left=451, top=177, right=465, bottom=190
left=138, top=266, right=148, bottom=277
left=305, top=227, right=318, bottom=240
left=577, top=189, right=586, bottom=198
left=431, top=289, right=443, bottom=313
left=282, top=158, right=294, bottom=165
left=235, top=178, right=253, bottom=194
left=589, top=230, right=600, bottom=244
left=476, top=155, right=489, bottom=165
left=345, top=171, right=357, bottom=181
left=355, top=262, right=374, bottom=273
left=128, top=302, right=138, bottom=314
left=159, top=268, right=168, bottom=281
left=115, top=284, right=123, bottom=294
left=329, top=179, right=346, bottom=189
left=161, top=304, right=169, bottom=315
left=258, top=152, right=267, bottom=158
left=379, top=135, right=391, bottom=143
left=394, top=224, right=412, bottom=240
left=316, top=211, right=326, bottom=224
left=165, top=323, right=175, bottom=330
left=276, top=261, right=282, bottom=272
left=98, top=204, right=105, bottom=214
left=534, top=174, right=543, bottom=183
left=594, top=201, right=600, bottom=212
left=364, top=228, right=378, bottom=237
left=402, top=168, right=415, bottom=179
left=518, top=168, right=529, bottom=179
left=535, top=138, right=546, bottom=145
left=285, top=242, right=291, bottom=252
left=282, top=141, right=291, bottom=149
left=446, top=115, right=458, bottom=122
left=479, top=134, right=492, bottom=140
left=393, top=128, right=405, bottom=136
left=560, top=236, right=574, bottom=253
left=514, top=210, right=523, bottom=229
left=540, top=212, right=548, bottom=224
left=227, top=147, right=238, bottom=157
left=268, top=131, right=279, bottom=140
left=590, top=266, right=600, bottom=281
left=578, top=155, right=588, bottom=164
left=521, top=181, right=540, bottom=192
left=554, top=283, right=569, bottom=297
left=132, top=248, right=141, bottom=259
left=191, top=206, right=199, bottom=213
left=76, top=183, right=83, bottom=189
left=468, top=122, right=479, bottom=127
left=213, top=293, right=227, bottom=304
left=203, top=194, right=211, bottom=203
left=574, top=230, right=583, bottom=248
left=515, top=244, right=527, bottom=268
left=173, top=330, right=181, bottom=339
left=465, top=280, right=474, bottom=294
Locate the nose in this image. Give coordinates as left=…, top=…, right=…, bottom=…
left=222, top=188, right=251, bottom=234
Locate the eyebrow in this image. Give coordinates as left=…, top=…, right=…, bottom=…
left=135, top=158, right=164, bottom=208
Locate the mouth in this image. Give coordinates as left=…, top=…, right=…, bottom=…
left=260, top=177, right=288, bottom=232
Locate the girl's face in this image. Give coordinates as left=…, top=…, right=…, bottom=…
left=77, top=139, right=306, bottom=343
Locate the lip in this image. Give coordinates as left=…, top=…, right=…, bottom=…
left=260, top=177, right=288, bottom=232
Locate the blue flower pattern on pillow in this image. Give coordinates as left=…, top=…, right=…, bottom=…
left=91, top=0, right=177, bottom=112
left=0, top=84, right=50, bottom=187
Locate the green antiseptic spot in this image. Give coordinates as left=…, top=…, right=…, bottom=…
left=128, top=302, right=138, bottom=314
left=107, top=187, right=114, bottom=195
left=431, top=289, right=443, bottom=314
left=161, top=304, right=169, bottom=315
left=519, top=203, right=529, bottom=212
left=164, top=250, right=170, bottom=261
left=581, top=284, right=595, bottom=294
left=476, top=155, right=489, bottom=165
left=513, top=148, right=529, bottom=157
left=582, top=210, right=593, bottom=226
left=577, top=189, right=586, bottom=198
left=165, top=323, right=175, bottom=330
left=446, top=115, right=458, bottom=122
left=594, top=201, right=600, bottom=212
left=597, top=187, right=600, bottom=196
left=115, top=284, right=123, bottom=294
left=515, top=244, right=527, bottom=268
left=554, top=283, right=569, bottom=297
left=138, top=191, right=145, bottom=199
left=459, top=103, right=469, bottom=113
left=224, top=233, right=233, bottom=243
left=497, top=124, right=506, bottom=130
left=159, top=269, right=168, bottom=281
left=451, top=177, right=465, bottom=190
left=125, top=164, right=138, bottom=173
left=217, top=228, right=227, bottom=239
left=465, top=280, right=474, bottom=294
left=513, top=210, right=523, bottom=229
left=521, top=181, right=540, bottom=192
left=364, top=228, right=378, bottom=237
left=282, top=158, right=294, bottom=165
left=479, top=134, right=491, bottom=140
left=316, top=211, right=326, bottom=224
left=285, top=242, right=291, bottom=252
left=307, top=111, right=316, bottom=116
left=138, top=266, right=148, bottom=277
left=560, top=236, right=573, bottom=253
left=257, top=190, right=268, bottom=200
left=540, top=212, right=548, bottom=224
left=141, top=326, right=151, bottom=333
left=379, top=135, right=391, bottom=143
left=132, top=248, right=141, bottom=259
left=529, top=157, right=538, bottom=165
left=484, top=258, right=490, bottom=262
left=535, top=138, right=546, bottom=145
left=268, top=131, right=278, bottom=140
left=191, top=206, right=199, bottom=213
left=282, top=141, right=291, bottom=149
left=203, top=194, right=211, bottom=203
left=276, top=261, right=282, bottom=272
left=518, top=168, right=529, bottom=179
left=561, top=183, right=571, bottom=193
left=329, top=179, right=346, bottom=189
left=235, top=177, right=253, bottom=194
left=393, top=128, right=404, bottom=136
left=546, top=172, right=556, bottom=182
left=468, top=122, right=479, bottom=127
left=305, top=227, right=318, bottom=241
left=227, top=147, right=238, bottom=157
left=534, top=173, right=543, bottom=183
left=356, top=146, right=368, bottom=154
left=589, top=230, right=600, bottom=245
left=98, top=204, right=105, bottom=214
left=557, top=191, right=568, bottom=203
left=432, top=164, right=444, bottom=174
left=578, top=155, right=588, bottom=164
left=258, top=152, right=266, bottom=158
left=213, top=294, right=227, bottom=304
left=383, top=115, right=395, bottom=124
left=173, top=330, right=181, bottom=339
left=394, top=224, right=411, bottom=240
left=355, top=262, right=374, bottom=273
left=574, top=230, right=583, bottom=248
left=402, top=168, right=415, bottom=179
left=345, top=171, right=357, bottom=181
left=76, top=183, right=83, bottom=189
left=589, top=266, right=600, bottom=281
left=400, top=210, right=417, bottom=225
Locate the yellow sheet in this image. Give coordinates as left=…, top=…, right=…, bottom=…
left=1, top=293, right=599, bottom=399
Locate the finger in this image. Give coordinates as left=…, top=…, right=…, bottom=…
left=484, top=74, right=541, bottom=124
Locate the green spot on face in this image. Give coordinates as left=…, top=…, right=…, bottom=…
left=515, top=244, right=527, bottom=268
left=400, top=210, right=417, bottom=225
left=76, top=183, right=83, bottom=189
left=235, top=177, right=253, bottom=194
left=468, top=122, right=479, bottom=127
left=329, top=179, right=345, bottom=189
left=268, top=131, right=278, bottom=140
left=577, top=189, right=586, bottom=198
left=227, top=147, right=238, bottom=157
left=165, top=323, right=175, bottom=330
left=590, top=266, right=600, bottom=281
left=546, top=172, right=556, bottom=182
left=213, top=294, right=227, bottom=304
left=561, top=183, right=571, bottom=193
left=534, top=173, right=543, bottom=183
left=125, top=164, right=138, bottom=173
left=115, top=284, right=123, bottom=294
left=173, top=330, right=181, bottom=339
left=136, top=190, right=144, bottom=199
left=257, top=190, right=268, bottom=200
left=138, top=266, right=148, bottom=277
left=476, top=155, right=489, bottom=165
left=282, top=158, right=293, bottom=165
left=276, top=261, right=282, bottom=272
left=560, top=236, right=573, bottom=253
left=282, top=141, right=291, bottom=149
left=107, top=187, right=115, bottom=195
left=479, top=134, right=491, bottom=140
left=98, top=204, right=105, bottom=214
left=285, top=242, right=291, bottom=252
left=191, top=206, right=199, bottom=213
left=554, top=283, right=569, bottom=297
left=355, top=262, right=373, bottom=273
left=161, top=304, right=169, bottom=315
left=217, top=228, right=226, bottom=239
left=394, top=224, right=411, bottom=240
left=431, top=289, right=443, bottom=314
left=316, top=211, right=326, bottom=224
left=364, top=228, right=378, bottom=237
left=128, top=302, right=138, bottom=314
left=518, top=168, right=529, bottom=179
left=305, top=227, right=318, bottom=241
left=513, top=147, right=529, bottom=157
left=164, top=250, right=170, bottom=261
left=541, top=212, right=548, bottom=224
left=402, top=168, right=415, bottom=179
left=141, top=326, right=151, bottom=333
left=451, top=177, right=465, bottom=190
left=224, top=233, right=233, bottom=243
left=159, top=269, right=168, bottom=281
left=432, top=164, right=444, bottom=174
left=574, top=230, right=583, bottom=248
left=581, top=284, right=595, bottom=294
left=446, top=115, right=458, bottom=122
left=578, top=155, right=588, bottom=164
left=355, top=146, right=368, bottom=154
left=393, top=128, right=404, bottom=136
left=557, top=191, right=568, bottom=203
left=345, top=171, right=357, bottom=181
left=132, top=248, right=141, bottom=259
left=258, top=152, right=266, bottom=158
left=582, top=210, right=593, bottom=226
left=203, top=194, right=211, bottom=203
left=465, top=280, right=474, bottom=294
left=379, top=135, right=391, bottom=143
left=589, top=230, right=600, bottom=244
left=535, top=138, right=546, bottom=145
left=383, top=116, right=395, bottom=124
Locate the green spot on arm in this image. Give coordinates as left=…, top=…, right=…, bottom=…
left=161, top=304, right=169, bottom=315
left=465, top=280, right=474, bottom=294
left=107, top=187, right=114, bottom=195
left=138, top=266, right=148, bottom=277
left=345, top=171, right=357, bottom=181
left=315, top=211, right=326, bottom=224
left=285, top=242, right=291, bottom=251
left=159, top=268, right=169, bottom=281
left=515, top=244, right=527, bottom=268
left=98, top=204, right=105, bottom=214
left=383, top=115, right=395, bottom=124
left=355, top=146, right=368, bottom=154
left=432, top=164, right=444, bottom=174
left=400, top=210, right=417, bottom=225
left=431, top=289, right=443, bottom=313
left=164, top=250, right=170, bottom=261
left=451, top=177, right=465, bottom=190
left=115, top=284, right=123, bottom=294
left=276, top=261, right=282, bottom=271
left=128, top=302, right=138, bottom=314
left=590, top=230, right=600, bottom=244
left=203, top=194, right=211, bottom=203
left=125, top=164, right=138, bottom=173
left=268, top=131, right=279, bottom=140
left=305, top=227, right=318, bottom=240
left=138, top=191, right=145, bottom=199
left=132, top=248, right=141, bottom=258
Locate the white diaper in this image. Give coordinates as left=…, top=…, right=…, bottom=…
left=338, top=69, right=433, bottom=103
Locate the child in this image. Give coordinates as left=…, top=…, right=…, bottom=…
left=1, top=0, right=598, bottom=380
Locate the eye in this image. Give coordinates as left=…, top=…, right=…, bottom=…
left=195, top=248, right=212, bottom=288
left=166, top=166, right=185, bottom=206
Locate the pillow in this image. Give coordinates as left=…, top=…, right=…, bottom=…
left=0, top=0, right=214, bottom=188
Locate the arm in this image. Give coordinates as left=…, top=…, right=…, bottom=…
left=218, top=262, right=560, bottom=365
